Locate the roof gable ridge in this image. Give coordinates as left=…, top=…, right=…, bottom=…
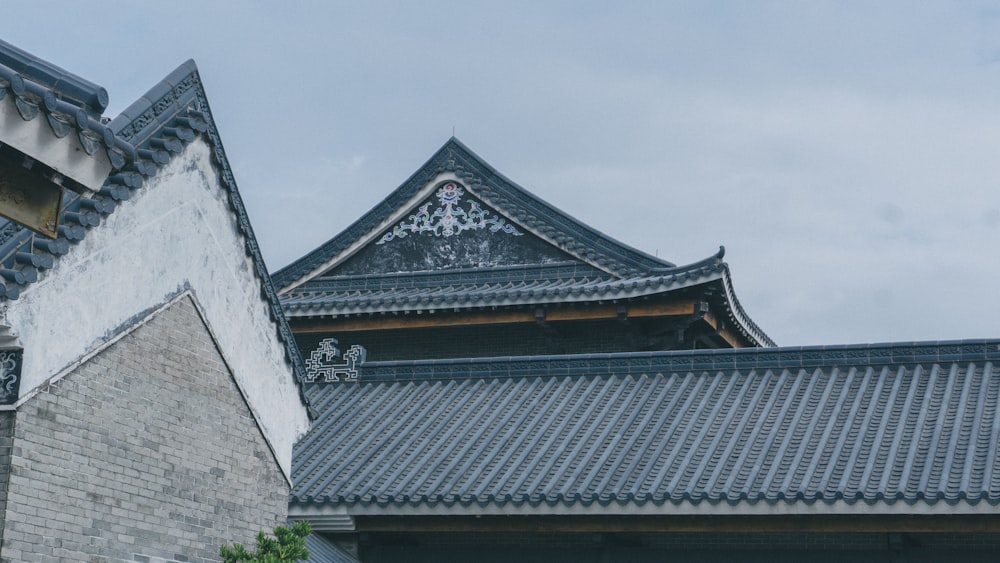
left=313, top=339, right=1000, bottom=384
left=273, top=137, right=680, bottom=292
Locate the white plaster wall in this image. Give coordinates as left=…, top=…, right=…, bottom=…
left=4, top=138, right=309, bottom=479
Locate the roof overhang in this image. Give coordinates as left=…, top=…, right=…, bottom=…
left=0, top=96, right=113, bottom=193
left=291, top=297, right=753, bottom=348
left=283, top=245, right=775, bottom=347
left=0, top=53, right=130, bottom=237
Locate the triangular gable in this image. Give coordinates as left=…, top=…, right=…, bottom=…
left=273, top=138, right=675, bottom=293
left=334, top=181, right=575, bottom=275
left=0, top=54, right=310, bottom=407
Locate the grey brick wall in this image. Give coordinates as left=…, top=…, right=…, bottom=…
left=0, top=296, right=290, bottom=563
left=0, top=411, right=14, bottom=552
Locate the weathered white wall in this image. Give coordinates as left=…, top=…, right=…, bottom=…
left=4, top=138, right=309, bottom=479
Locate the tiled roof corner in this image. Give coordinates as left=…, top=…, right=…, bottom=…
left=281, top=243, right=773, bottom=347
left=715, top=258, right=775, bottom=347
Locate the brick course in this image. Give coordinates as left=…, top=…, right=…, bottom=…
left=0, top=411, right=14, bottom=552
left=1, top=296, right=289, bottom=562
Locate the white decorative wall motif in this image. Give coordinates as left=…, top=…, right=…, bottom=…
left=377, top=182, right=522, bottom=244
left=0, top=350, right=20, bottom=404
left=305, top=338, right=366, bottom=382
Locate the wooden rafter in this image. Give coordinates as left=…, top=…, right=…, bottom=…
left=292, top=299, right=702, bottom=333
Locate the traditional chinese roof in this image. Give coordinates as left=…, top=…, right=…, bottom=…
left=274, top=138, right=676, bottom=290
left=274, top=138, right=771, bottom=347
left=0, top=43, right=309, bottom=396
left=290, top=339, right=1000, bottom=520
left=283, top=250, right=774, bottom=348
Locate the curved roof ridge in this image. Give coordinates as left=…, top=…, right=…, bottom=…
left=717, top=262, right=775, bottom=347
left=273, top=137, right=680, bottom=291
left=651, top=245, right=725, bottom=274
left=444, top=137, right=676, bottom=273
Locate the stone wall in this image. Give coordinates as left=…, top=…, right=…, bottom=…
left=6, top=139, right=310, bottom=478
left=0, top=411, right=13, bottom=552
left=0, top=296, right=289, bottom=563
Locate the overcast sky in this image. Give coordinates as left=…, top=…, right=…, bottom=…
left=3, top=1, right=998, bottom=346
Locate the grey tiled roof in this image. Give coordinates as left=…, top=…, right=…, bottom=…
left=274, top=138, right=773, bottom=348
left=283, top=256, right=719, bottom=315
left=291, top=340, right=1000, bottom=512
left=283, top=249, right=775, bottom=348
left=273, top=137, right=678, bottom=290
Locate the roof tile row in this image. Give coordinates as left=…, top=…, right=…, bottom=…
left=292, top=340, right=1000, bottom=511
left=282, top=258, right=726, bottom=316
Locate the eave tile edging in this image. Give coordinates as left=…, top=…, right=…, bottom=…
left=0, top=50, right=135, bottom=170
left=348, top=339, right=1000, bottom=383
left=718, top=264, right=775, bottom=347
left=284, top=261, right=725, bottom=312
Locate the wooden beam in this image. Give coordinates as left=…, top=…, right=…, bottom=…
left=0, top=153, right=63, bottom=238
left=545, top=304, right=618, bottom=321
left=701, top=311, right=744, bottom=348
left=355, top=514, right=1000, bottom=534
left=292, top=300, right=701, bottom=334
left=293, top=310, right=537, bottom=333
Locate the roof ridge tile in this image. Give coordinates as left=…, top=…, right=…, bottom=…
left=343, top=339, right=1000, bottom=383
